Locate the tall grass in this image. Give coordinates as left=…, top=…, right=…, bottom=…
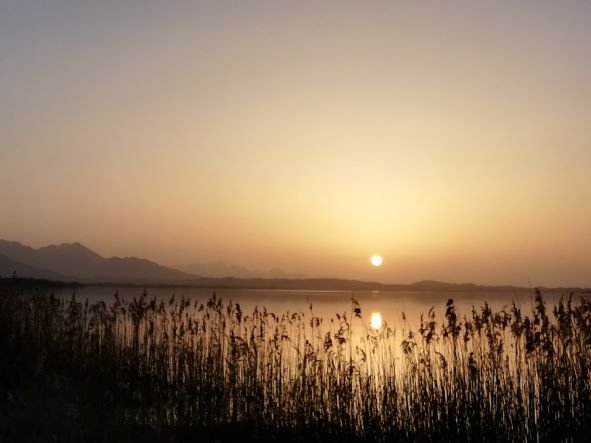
left=1, top=284, right=590, bottom=441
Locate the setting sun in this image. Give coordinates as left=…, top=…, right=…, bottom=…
left=371, top=255, right=383, bottom=267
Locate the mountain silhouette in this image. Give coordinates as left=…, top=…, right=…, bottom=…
left=0, top=240, right=197, bottom=283
left=0, top=253, right=74, bottom=281
left=1, top=239, right=586, bottom=293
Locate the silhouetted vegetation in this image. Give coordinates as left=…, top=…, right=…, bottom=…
left=1, top=285, right=590, bottom=442
left=0, top=275, right=81, bottom=291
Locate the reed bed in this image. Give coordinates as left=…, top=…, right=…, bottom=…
left=1, top=283, right=590, bottom=442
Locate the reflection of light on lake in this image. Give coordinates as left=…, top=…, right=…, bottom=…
left=371, top=290, right=381, bottom=296
left=370, top=312, right=382, bottom=329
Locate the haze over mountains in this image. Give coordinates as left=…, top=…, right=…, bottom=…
left=0, top=239, right=306, bottom=283
left=182, top=262, right=305, bottom=279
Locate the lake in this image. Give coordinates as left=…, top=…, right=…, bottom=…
left=49, top=285, right=577, bottom=330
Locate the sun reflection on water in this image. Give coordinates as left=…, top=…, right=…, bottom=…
left=370, top=312, right=382, bottom=329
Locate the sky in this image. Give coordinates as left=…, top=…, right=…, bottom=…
left=1, top=1, right=590, bottom=286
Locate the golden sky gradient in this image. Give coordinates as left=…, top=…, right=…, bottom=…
left=1, top=1, right=590, bottom=286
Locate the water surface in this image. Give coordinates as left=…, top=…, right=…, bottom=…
left=49, top=286, right=576, bottom=329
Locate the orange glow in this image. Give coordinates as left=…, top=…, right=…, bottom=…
left=1, top=2, right=590, bottom=287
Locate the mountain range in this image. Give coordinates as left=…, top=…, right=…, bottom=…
left=0, top=239, right=307, bottom=284
left=0, top=239, right=195, bottom=283
left=1, top=239, right=588, bottom=293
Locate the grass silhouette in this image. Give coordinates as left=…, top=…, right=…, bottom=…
left=1, top=279, right=590, bottom=442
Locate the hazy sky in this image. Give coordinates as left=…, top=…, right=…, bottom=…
left=1, top=1, right=590, bottom=286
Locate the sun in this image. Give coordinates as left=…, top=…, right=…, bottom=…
left=371, top=255, right=383, bottom=267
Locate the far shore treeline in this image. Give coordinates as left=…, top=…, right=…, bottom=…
left=1, top=274, right=591, bottom=294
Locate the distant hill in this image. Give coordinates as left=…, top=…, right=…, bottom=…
left=93, top=277, right=589, bottom=294
left=177, top=277, right=387, bottom=291
left=183, top=262, right=261, bottom=279
left=183, top=262, right=306, bottom=279
left=1, top=239, right=587, bottom=293
left=0, top=253, right=74, bottom=281
left=406, top=280, right=529, bottom=293
left=0, top=240, right=197, bottom=284
left=91, top=276, right=537, bottom=293
left=188, top=278, right=532, bottom=292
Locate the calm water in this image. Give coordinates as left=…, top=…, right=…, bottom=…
left=49, top=286, right=577, bottom=330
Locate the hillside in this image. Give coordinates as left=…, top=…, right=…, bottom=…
left=0, top=240, right=197, bottom=284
